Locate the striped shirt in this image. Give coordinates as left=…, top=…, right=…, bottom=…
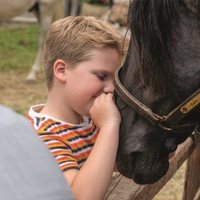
left=27, top=104, right=99, bottom=171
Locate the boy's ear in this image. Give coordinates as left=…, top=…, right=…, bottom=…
left=53, top=59, right=68, bottom=82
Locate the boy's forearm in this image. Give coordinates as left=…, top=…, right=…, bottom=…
left=72, top=124, right=119, bottom=200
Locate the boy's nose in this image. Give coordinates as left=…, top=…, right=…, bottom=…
left=103, top=82, right=114, bottom=94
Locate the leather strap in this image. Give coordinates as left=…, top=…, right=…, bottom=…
left=114, top=67, right=200, bottom=133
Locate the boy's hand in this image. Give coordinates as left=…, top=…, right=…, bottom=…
left=89, top=93, right=121, bottom=129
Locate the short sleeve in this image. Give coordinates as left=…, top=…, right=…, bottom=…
left=38, top=132, right=79, bottom=171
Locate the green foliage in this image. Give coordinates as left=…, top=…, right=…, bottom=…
left=0, top=24, right=39, bottom=71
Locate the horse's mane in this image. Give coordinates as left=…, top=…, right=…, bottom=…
left=128, top=0, right=200, bottom=94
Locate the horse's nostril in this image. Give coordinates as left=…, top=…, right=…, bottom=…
left=164, top=137, right=177, bottom=153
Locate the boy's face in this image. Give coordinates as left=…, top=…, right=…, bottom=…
left=65, top=47, right=121, bottom=117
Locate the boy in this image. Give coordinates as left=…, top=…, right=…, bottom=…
left=28, top=16, right=124, bottom=200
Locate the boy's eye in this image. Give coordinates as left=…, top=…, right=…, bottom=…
left=96, top=73, right=107, bottom=80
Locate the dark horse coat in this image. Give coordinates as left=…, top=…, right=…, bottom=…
left=115, top=0, right=200, bottom=184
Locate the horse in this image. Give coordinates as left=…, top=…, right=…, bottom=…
left=114, top=0, right=200, bottom=185
left=65, top=0, right=82, bottom=16
left=0, top=0, right=81, bottom=81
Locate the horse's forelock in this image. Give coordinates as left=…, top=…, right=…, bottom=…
left=128, top=0, right=181, bottom=94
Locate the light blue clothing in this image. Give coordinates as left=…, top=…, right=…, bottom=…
left=0, top=105, right=74, bottom=200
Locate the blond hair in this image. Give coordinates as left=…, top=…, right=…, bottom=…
left=43, top=16, right=125, bottom=89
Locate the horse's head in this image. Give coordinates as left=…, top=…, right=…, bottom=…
left=115, top=0, right=200, bottom=184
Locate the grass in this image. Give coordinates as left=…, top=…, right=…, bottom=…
left=0, top=24, right=39, bottom=71
left=0, top=23, right=47, bottom=115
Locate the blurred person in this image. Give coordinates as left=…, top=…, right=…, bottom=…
left=0, top=104, right=73, bottom=200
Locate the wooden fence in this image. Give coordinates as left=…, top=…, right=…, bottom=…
left=105, top=135, right=200, bottom=200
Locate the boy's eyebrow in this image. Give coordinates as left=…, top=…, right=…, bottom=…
left=92, top=69, right=114, bottom=75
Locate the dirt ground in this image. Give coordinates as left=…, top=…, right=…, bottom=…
left=0, top=70, right=47, bottom=115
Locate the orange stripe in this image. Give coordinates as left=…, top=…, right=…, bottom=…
left=52, top=149, right=71, bottom=156
left=75, top=149, right=92, bottom=161
left=60, top=163, right=78, bottom=171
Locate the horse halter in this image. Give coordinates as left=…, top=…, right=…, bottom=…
left=114, top=67, right=200, bottom=134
